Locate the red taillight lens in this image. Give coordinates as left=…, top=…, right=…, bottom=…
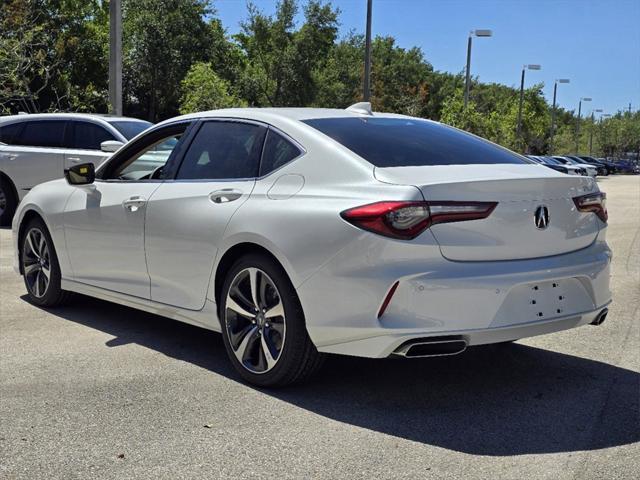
left=573, top=192, right=607, bottom=223
left=341, top=201, right=497, bottom=240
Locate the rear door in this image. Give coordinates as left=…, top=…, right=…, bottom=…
left=3, top=120, right=67, bottom=194
left=63, top=120, right=116, bottom=169
left=144, top=119, right=266, bottom=310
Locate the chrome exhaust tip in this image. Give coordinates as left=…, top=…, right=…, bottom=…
left=590, top=308, right=608, bottom=326
left=393, top=336, right=467, bottom=358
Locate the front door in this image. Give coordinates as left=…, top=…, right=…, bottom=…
left=63, top=124, right=189, bottom=298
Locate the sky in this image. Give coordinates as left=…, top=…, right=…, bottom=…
left=215, top=0, right=640, bottom=117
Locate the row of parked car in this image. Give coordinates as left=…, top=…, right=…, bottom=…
left=527, top=154, right=639, bottom=177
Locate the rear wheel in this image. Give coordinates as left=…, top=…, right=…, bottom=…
left=20, top=218, right=72, bottom=307
left=220, top=254, right=323, bottom=387
left=0, top=177, right=17, bottom=226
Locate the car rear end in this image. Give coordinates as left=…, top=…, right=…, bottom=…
left=297, top=115, right=612, bottom=358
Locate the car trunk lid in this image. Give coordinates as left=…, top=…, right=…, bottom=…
left=374, top=164, right=601, bottom=261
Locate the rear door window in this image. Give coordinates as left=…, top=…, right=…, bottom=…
left=0, top=122, right=24, bottom=145
left=176, top=121, right=266, bottom=180
left=71, top=121, right=116, bottom=150
left=303, top=117, right=528, bottom=167
left=259, top=130, right=302, bottom=176
left=15, top=120, right=68, bottom=148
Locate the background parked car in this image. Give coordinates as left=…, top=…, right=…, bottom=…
left=526, top=155, right=583, bottom=175
left=577, top=155, right=617, bottom=174
left=0, top=113, right=152, bottom=224
left=565, top=155, right=608, bottom=176
left=553, top=156, right=598, bottom=177
left=612, top=159, right=640, bottom=174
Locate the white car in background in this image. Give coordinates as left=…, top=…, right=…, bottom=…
left=12, top=104, right=612, bottom=387
left=554, top=156, right=598, bottom=177
left=0, top=113, right=151, bottom=224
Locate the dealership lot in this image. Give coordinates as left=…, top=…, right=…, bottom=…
left=0, top=175, right=638, bottom=479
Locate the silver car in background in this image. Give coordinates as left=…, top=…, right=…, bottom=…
left=0, top=113, right=151, bottom=224
left=12, top=104, right=611, bottom=387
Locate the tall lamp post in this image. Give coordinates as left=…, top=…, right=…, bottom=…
left=464, top=29, right=492, bottom=108
left=109, top=0, right=122, bottom=115
left=516, top=64, right=541, bottom=143
left=589, top=109, right=603, bottom=156
left=575, top=97, right=592, bottom=153
left=363, top=0, right=372, bottom=102
left=549, top=78, right=570, bottom=154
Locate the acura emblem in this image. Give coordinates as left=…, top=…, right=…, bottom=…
left=534, top=205, right=549, bottom=229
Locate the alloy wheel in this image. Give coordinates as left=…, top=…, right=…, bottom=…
left=22, top=228, right=51, bottom=298
left=225, top=267, right=286, bottom=374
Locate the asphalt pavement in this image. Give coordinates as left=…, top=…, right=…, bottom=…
left=1, top=175, right=638, bottom=479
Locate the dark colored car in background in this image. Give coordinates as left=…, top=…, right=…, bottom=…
left=578, top=156, right=617, bottom=174
left=567, top=156, right=608, bottom=176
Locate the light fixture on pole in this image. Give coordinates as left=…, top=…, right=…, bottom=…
left=464, top=29, right=492, bottom=109
left=589, top=109, right=603, bottom=156
left=575, top=97, right=592, bottom=153
left=549, top=78, right=570, bottom=153
left=516, top=64, right=542, bottom=143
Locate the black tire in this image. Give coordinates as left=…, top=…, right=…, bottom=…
left=0, top=176, right=18, bottom=226
left=20, top=217, right=72, bottom=307
left=219, top=253, right=324, bottom=387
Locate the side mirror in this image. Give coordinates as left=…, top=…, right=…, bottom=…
left=65, top=162, right=95, bottom=185
left=100, top=140, right=124, bottom=153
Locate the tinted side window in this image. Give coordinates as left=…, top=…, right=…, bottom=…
left=72, top=121, right=116, bottom=150
left=303, top=117, right=527, bottom=167
left=0, top=122, right=25, bottom=144
left=177, top=122, right=265, bottom=180
left=16, top=121, right=67, bottom=148
left=260, top=130, right=302, bottom=176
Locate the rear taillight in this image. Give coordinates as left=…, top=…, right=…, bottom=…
left=573, top=192, right=607, bottom=223
left=340, top=201, right=497, bottom=240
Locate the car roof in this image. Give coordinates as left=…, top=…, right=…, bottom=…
left=157, top=106, right=418, bottom=128
left=0, top=113, right=146, bottom=123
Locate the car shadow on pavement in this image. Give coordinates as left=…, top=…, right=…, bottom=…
left=29, top=293, right=639, bottom=457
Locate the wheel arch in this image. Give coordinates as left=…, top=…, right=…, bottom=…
left=213, top=242, right=295, bottom=311
left=0, top=171, right=19, bottom=203
left=16, top=209, right=48, bottom=275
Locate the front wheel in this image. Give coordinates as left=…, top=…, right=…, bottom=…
left=220, top=254, right=323, bottom=387
left=20, top=218, right=72, bottom=307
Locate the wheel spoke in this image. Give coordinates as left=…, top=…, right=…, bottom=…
left=34, top=271, right=41, bottom=296
left=24, top=263, right=40, bottom=275
left=26, top=231, right=39, bottom=258
left=264, top=299, right=284, bottom=319
left=226, top=296, right=255, bottom=319
left=233, top=325, right=259, bottom=363
left=260, top=333, right=277, bottom=369
left=38, top=233, right=46, bottom=255
left=41, top=265, right=51, bottom=281
left=248, top=268, right=261, bottom=309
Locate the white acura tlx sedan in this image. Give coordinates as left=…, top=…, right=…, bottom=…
left=12, top=103, right=612, bottom=387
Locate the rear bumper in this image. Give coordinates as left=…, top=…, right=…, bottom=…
left=319, top=305, right=610, bottom=358
left=297, top=230, right=612, bottom=358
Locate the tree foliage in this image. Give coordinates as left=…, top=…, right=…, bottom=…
left=1, top=0, right=638, bottom=158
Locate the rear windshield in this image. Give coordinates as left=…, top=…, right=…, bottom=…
left=109, top=120, right=152, bottom=140
left=303, top=117, right=528, bottom=167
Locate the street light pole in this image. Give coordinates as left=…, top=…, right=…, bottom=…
left=549, top=78, right=569, bottom=154
left=363, top=0, right=372, bottom=102
left=463, top=29, right=492, bottom=109
left=589, top=109, right=603, bottom=156
left=575, top=97, right=592, bottom=153
left=516, top=64, right=541, bottom=148
left=109, top=0, right=122, bottom=115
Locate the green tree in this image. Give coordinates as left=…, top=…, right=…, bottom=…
left=122, top=0, right=216, bottom=121
left=179, top=62, right=246, bottom=113
left=235, top=0, right=339, bottom=106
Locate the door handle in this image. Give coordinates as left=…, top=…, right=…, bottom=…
left=122, top=196, right=147, bottom=212
left=209, top=189, right=243, bottom=204
left=6, top=154, right=17, bottom=160
left=68, top=157, right=82, bottom=163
